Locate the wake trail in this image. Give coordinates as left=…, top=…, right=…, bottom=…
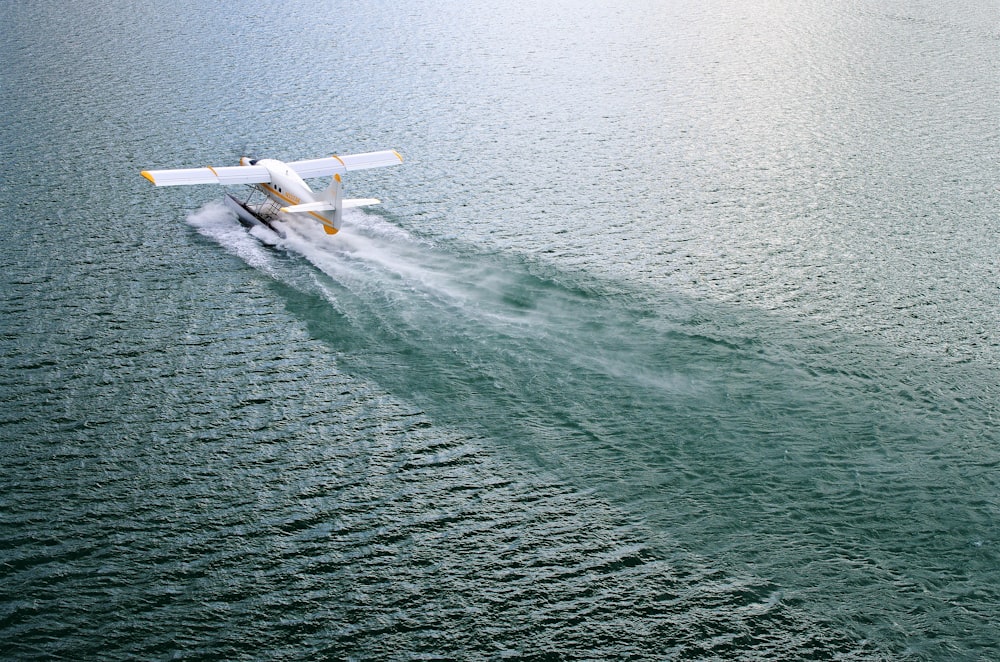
left=179, top=207, right=875, bottom=661
left=185, top=200, right=708, bottom=406
left=181, top=200, right=953, bottom=659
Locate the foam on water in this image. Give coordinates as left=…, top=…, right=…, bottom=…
left=186, top=201, right=279, bottom=273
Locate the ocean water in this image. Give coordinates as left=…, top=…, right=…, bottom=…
left=1, top=0, right=998, bottom=659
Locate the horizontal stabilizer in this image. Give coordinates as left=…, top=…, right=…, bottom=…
left=281, top=199, right=379, bottom=215
left=343, top=198, right=380, bottom=208
left=141, top=165, right=271, bottom=186
left=280, top=200, right=337, bottom=214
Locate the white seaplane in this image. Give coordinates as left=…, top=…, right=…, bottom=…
left=141, top=150, right=403, bottom=235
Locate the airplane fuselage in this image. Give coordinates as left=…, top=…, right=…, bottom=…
left=239, top=157, right=337, bottom=230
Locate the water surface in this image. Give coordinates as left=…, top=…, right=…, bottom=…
left=2, top=0, right=998, bottom=659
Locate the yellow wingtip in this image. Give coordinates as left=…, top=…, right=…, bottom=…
left=393, top=150, right=403, bottom=163
left=140, top=171, right=156, bottom=185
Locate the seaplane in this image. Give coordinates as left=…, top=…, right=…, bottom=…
left=141, top=150, right=403, bottom=235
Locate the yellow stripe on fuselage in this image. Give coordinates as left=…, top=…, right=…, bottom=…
left=260, top=183, right=300, bottom=206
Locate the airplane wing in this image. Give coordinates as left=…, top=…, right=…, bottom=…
left=288, top=150, right=403, bottom=179
left=141, top=150, right=401, bottom=186
left=141, top=165, right=271, bottom=186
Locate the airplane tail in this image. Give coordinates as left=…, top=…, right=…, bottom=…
left=321, top=173, right=344, bottom=234
left=284, top=173, right=377, bottom=235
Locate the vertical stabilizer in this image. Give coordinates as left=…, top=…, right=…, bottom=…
left=323, top=173, right=344, bottom=231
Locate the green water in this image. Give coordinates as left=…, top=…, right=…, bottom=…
left=2, top=0, right=998, bottom=658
